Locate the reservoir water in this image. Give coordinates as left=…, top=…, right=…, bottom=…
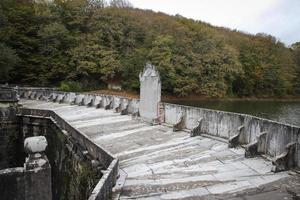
left=166, top=99, right=300, bottom=127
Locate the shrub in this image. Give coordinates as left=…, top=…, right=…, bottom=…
left=59, top=81, right=83, bottom=92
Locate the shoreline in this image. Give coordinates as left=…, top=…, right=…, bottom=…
left=88, top=89, right=300, bottom=102
left=163, top=96, right=300, bottom=102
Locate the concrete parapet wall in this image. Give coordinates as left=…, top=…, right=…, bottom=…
left=0, top=106, right=24, bottom=170
left=18, top=87, right=55, bottom=100
left=62, top=92, right=76, bottom=104
left=0, top=167, right=24, bottom=200
left=14, top=87, right=300, bottom=170
left=16, top=87, right=140, bottom=114
left=0, top=153, right=52, bottom=200
left=89, top=159, right=119, bottom=200
left=18, top=108, right=119, bottom=200
left=0, top=88, right=18, bottom=102
left=163, top=103, right=300, bottom=168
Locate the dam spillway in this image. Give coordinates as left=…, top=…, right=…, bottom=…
left=1, top=64, right=299, bottom=199
left=19, top=98, right=298, bottom=199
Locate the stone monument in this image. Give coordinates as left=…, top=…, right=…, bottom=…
left=139, top=63, right=161, bottom=124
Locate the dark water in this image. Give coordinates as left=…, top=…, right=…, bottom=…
left=166, top=99, right=300, bottom=127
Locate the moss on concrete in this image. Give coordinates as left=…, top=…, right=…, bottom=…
left=45, top=122, right=102, bottom=200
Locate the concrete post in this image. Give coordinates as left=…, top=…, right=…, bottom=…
left=139, top=63, right=161, bottom=124
left=24, top=136, right=52, bottom=200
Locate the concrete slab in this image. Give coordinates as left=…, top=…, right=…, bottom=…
left=244, top=190, right=294, bottom=200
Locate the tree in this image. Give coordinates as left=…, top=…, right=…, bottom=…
left=38, top=22, right=71, bottom=84
left=0, top=0, right=298, bottom=97
left=0, top=43, right=19, bottom=82
left=292, top=42, right=300, bottom=65
left=0, top=0, right=42, bottom=85
left=292, top=42, right=300, bottom=94
left=67, top=36, right=122, bottom=88
left=148, top=35, right=176, bottom=94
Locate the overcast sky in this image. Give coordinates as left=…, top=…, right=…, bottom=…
left=129, top=0, right=300, bottom=46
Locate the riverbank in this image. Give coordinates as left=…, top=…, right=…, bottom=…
left=88, top=89, right=300, bottom=102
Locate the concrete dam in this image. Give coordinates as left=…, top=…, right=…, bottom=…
left=0, top=64, right=299, bottom=199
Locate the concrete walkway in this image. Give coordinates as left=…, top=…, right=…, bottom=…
left=20, top=100, right=291, bottom=199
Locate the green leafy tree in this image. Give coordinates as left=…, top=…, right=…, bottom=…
left=149, top=35, right=176, bottom=93
left=67, top=36, right=122, bottom=88
left=0, top=43, right=19, bottom=82
left=38, top=22, right=72, bottom=84
left=0, top=0, right=298, bottom=97
left=292, top=42, right=300, bottom=94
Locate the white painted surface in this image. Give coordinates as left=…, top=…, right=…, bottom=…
left=139, top=63, right=161, bottom=122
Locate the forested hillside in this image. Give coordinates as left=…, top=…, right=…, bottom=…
left=1, top=0, right=299, bottom=97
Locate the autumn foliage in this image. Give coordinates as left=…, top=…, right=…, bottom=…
left=1, top=0, right=299, bottom=97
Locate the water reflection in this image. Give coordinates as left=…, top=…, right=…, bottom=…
left=166, top=100, right=300, bottom=127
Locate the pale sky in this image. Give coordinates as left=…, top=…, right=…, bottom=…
left=129, top=0, right=300, bottom=46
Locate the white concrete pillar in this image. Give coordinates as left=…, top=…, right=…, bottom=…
left=139, top=63, right=161, bottom=123
left=24, top=136, right=52, bottom=200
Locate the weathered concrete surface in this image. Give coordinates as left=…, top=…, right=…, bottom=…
left=0, top=88, right=18, bottom=102
left=0, top=167, right=24, bottom=200
left=164, top=103, right=300, bottom=169
left=139, top=63, right=161, bottom=123
left=0, top=135, right=52, bottom=200
left=19, top=110, right=116, bottom=200
left=24, top=152, right=52, bottom=200
left=19, top=99, right=299, bottom=199
left=0, top=89, right=23, bottom=169
left=24, top=136, right=48, bottom=154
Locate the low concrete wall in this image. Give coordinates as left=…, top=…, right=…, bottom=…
left=16, top=87, right=300, bottom=171
left=0, top=155, right=52, bottom=200
left=18, top=108, right=119, bottom=200
left=14, top=87, right=138, bottom=199
left=20, top=116, right=98, bottom=199
left=17, top=87, right=140, bottom=115
left=88, top=159, right=119, bottom=200
left=0, top=105, right=24, bottom=170
left=0, top=167, right=24, bottom=200
left=0, top=88, right=18, bottom=102
left=163, top=103, right=300, bottom=168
